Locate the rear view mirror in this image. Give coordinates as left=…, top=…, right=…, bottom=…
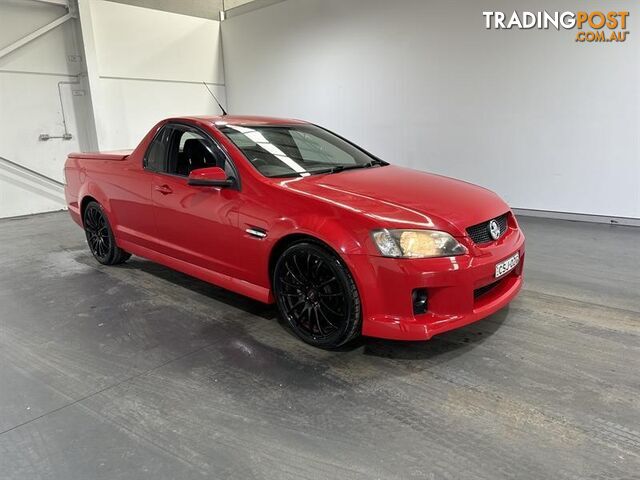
left=187, top=167, right=234, bottom=188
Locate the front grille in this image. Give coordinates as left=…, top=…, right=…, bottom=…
left=474, top=279, right=501, bottom=299
left=466, top=213, right=508, bottom=244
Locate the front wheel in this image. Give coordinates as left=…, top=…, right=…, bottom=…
left=83, top=201, right=131, bottom=265
left=273, top=242, right=361, bottom=349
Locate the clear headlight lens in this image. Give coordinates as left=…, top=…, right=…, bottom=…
left=371, top=229, right=467, bottom=258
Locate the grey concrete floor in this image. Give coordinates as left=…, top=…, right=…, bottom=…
left=0, top=211, right=638, bottom=480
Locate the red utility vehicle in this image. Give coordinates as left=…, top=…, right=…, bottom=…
left=65, top=116, right=525, bottom=348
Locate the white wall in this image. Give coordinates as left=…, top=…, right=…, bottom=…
left=0, top=0, right=92, bottom=218
left=222, top=0, right=640, bottom=219
left=107, top=0, right=222, bottom=19
left=79, top=0, right=226, bottom=151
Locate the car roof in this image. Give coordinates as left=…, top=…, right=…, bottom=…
left=179, top=115, right=310, bottom=126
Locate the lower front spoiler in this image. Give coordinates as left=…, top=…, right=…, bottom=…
left=363, top=272, right=522, bottom=340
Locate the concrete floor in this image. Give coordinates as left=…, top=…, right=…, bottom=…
left=0, top=211, right=638, bottom=480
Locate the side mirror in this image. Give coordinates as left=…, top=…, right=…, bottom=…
left=187, top=167, right=234, bottom=188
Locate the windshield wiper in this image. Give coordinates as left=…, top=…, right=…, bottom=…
left=365, top=159, right=387, bottom=167
left=312, top=159, right=388, bottom=175
left=270, top=171, right=308, bottom=178
left=270, top=159, right=388, bottom=178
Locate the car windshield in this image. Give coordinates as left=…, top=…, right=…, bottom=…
left=218, top=124, right=385, bottom=178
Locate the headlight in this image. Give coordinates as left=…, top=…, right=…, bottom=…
left=371, top=229, right=467, bottom=258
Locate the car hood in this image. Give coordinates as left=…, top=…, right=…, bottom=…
left=277, top=165, right=509, bottom=235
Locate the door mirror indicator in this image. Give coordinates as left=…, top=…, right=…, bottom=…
left=187, top=167, right=234, bottom=188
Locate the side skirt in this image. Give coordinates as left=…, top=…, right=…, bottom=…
left=119, top=239, right=273, bottom=304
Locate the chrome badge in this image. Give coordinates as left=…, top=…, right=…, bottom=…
left=488, top=219, right=501, bottom=240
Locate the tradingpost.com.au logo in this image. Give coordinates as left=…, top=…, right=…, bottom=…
left=483, top=10, right=630, bottom=43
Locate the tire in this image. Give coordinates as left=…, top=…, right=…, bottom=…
left=83, top=201, right=131, bottom=265
left=273, top=242, right=361, bottom=349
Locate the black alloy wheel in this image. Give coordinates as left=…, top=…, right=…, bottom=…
left=273, top=242, right=361, bottom=349
left=83, top=201, right=131, bottom=265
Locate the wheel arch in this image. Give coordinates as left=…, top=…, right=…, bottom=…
left=268, top=233, right=334, bottom=284
left=79, top=195, right=99, bottom=225
left=77, top=181, right=115, bottom=227
left=265, top=213, right=369, bottom=293
left=267, top=230, right=366, bottom=298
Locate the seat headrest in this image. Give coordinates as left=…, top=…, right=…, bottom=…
left=183, top=138, right=208, bottom=160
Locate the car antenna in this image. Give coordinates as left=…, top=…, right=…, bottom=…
left=202, top=81, right=228, bottom=116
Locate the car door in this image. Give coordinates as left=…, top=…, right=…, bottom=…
left=150, top=123, right=245, bottom=279
left=113, top=127, right=166, bottom=251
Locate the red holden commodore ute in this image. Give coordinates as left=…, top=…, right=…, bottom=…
left=64, top=116, right=525, bottom=349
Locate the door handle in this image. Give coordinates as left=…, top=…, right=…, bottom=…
left=154, top=184, right=173, bottom=195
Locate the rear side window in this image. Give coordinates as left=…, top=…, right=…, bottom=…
left=144, top=127, right=168, bottom=172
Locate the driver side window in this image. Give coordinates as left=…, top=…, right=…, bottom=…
left=168, top=127, right=233, bottom=178
left=145, top=124, right=235, bottom=179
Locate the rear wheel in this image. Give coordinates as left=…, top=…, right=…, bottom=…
left=273, top=242, right=361, bottom=349
left=83, top=201, right=131, bottom=265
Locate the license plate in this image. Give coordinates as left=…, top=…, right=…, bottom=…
left=495, top=252, right=519, bottom=278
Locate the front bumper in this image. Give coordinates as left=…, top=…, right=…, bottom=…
left=345, top=227, right=525, bottom=340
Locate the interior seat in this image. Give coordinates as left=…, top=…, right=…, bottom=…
left=181, top=138, right=218, bottom=174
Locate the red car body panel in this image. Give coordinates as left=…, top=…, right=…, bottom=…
left=64, top=115, right=524, bottom=340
